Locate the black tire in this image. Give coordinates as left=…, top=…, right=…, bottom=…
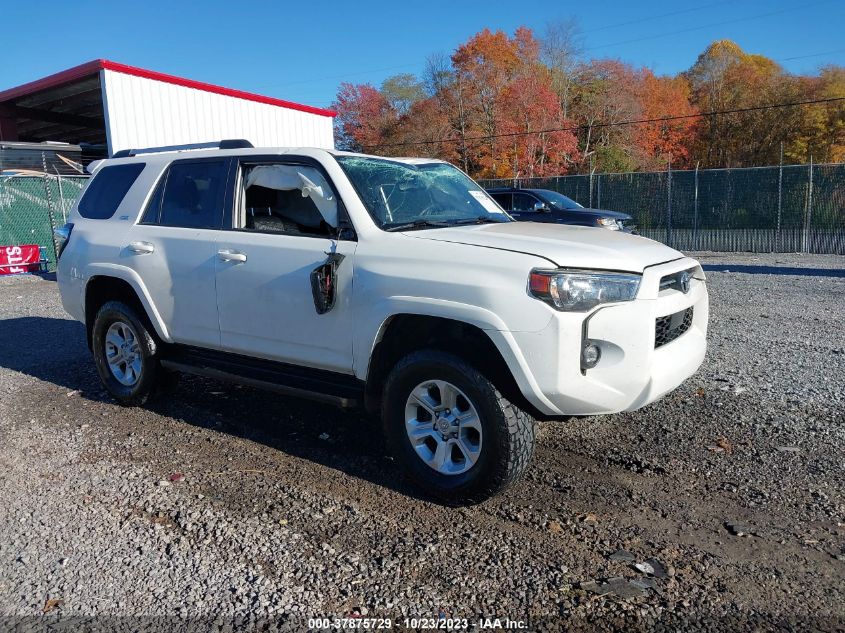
left=91, top=300, right=162, bottom=406
left=381, top=350, right=535, bottom=504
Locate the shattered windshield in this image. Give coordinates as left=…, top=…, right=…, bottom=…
left=335, top=155, right=512, bottom=230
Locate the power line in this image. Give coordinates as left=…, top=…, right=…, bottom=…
left=257, top=3, right=803, bottom=93
left=278, top=41, right=845, bottom=108
left=585, top=0, right=833, bottom=52
left=582, top=1, right=734, bottom=34
left=256, top=61, right=422, bottom=91
left=256, top=1, right=838, bottom=96
left=365, top=95, right=845, bottom=150
left=277, top=41, right=845, bottom=110
left=778, top=48, right=845, bottom=62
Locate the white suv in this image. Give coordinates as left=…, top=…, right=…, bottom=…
left=56, top=140, right=708, bottom=503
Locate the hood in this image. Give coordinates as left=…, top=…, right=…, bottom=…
left=405, top=222, right=682, bottom=272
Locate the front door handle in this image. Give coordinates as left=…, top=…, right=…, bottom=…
left=217, top=249, right=247, bottom=263
left=127, top=241, right=155, bottom=254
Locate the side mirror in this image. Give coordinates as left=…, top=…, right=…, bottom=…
left=310, top=252, right=346, bottom=314
left=533, top=201, right=550, bottom=212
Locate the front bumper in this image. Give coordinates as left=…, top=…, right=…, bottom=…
left=510, top=257, right=708, bottom=416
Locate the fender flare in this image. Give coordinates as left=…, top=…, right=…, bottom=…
left=355, top=296, right=560, bottom=415
left=83, top=263, right=173, bottom=342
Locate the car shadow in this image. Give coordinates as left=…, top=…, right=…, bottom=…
left=701, top=264, right=845, bottom=278
left=0, top=316, right=426, bottom=502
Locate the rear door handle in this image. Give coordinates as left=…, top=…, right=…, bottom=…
left=217, top=249, right=247, bottom=263
left=127, top=241, right=155, bottom=254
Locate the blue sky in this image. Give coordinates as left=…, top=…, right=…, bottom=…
left=3, top=0, right=843, bottom=110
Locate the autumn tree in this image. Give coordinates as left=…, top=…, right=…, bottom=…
left=451, top=28, right=529, bottom=177
left=332, top=82, right=396, bottom=152
left=570, top=59, right=643, bottom=172
left=633, top=72, right=698, bottom=170
left=540, top=18, right=584, bottom=118
left=380, top=74, right=425, bottom=116
left=332, top=28, right=845, bottom=177
left=498, top=71, right=579, bottom=177
left=392, top=97, right=458, bottom=162
left=685, top=40, right=794, bottom=166
left=786, top=65, right=845, bottom=163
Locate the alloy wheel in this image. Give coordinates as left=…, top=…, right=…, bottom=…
left=404, top=380, right=483, bottom=475
left=104, top=321, right=142, bottom=386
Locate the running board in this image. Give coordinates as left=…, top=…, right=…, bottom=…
left=160, top=346, right=363, bottom=408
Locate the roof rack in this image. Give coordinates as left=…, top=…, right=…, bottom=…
left=112, top=139, right=253, bottom=158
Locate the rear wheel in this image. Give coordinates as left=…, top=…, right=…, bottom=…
left=91, top=301, right=162, bottom=406
left=382, top=350, right=535, bottom=504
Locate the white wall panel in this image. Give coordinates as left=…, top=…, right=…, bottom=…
left=101, top=70, right=334, bottom=154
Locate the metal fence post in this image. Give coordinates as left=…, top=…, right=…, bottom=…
left=479, top=160, right=840, bottom=255
left=666, top=158, right=673, bottom=248
left=776, top=144, right=783, bottom=252
left=55, top=170, right=67, bottom=223
left=596, top=173, right=602, bottom=209
left=693, top=161, right=700, bottom=251
left=40, top=152, right=60, bottom=267
left=802, top=157, right=813, bottom=254
left=806, top=155, right=814, bottom=254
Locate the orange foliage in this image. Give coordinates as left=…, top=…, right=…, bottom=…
left=498, top=73, right=580, bottom=177
left=332, top=32, right=845, bottom=176
left=634, top=72, right=698, bottom=169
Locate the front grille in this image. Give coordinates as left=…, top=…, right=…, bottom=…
left=655, top=307, right=694, bottom=348
left=659, top=267, right=697, bottom=293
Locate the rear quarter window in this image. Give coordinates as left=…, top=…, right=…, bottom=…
left=77, top=163, right=146, bottom=219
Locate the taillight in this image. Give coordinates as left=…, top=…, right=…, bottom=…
left=54, top=222, right=74, bottom=259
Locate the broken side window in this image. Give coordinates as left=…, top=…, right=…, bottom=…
left=239, top=164, right=339, bottom=238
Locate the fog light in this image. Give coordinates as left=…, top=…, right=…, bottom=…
left=581, top=342, right=601, bottom=369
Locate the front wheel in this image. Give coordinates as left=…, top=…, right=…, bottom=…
left=382, top=350, right=535, bottom=504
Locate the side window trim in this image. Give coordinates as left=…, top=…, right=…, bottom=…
left=221, top=157, right=236, bottom=229
left=228, top=155, right=356, bottom=241
left=139, top=166, right=169, bottom=225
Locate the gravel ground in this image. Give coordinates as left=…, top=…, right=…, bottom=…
left=0, top=252, right=843, bottom=631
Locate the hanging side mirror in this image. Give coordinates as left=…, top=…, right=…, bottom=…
left=310, top=252, right=346, bottom=314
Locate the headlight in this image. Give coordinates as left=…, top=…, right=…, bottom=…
left=528, top=270, right=641, bottom=311
left=596, top=217, right=620, bottom=229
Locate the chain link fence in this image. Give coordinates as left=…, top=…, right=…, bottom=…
left=480, top=163, right=845, bottom=255
left=0, top=175, right=88, bottom=271
left=1, top=164, right=843, bottom=270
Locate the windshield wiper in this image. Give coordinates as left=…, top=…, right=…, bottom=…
left=383, top=220, right=452, bottom=232
left=450, top=216, right=508, bottom=225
